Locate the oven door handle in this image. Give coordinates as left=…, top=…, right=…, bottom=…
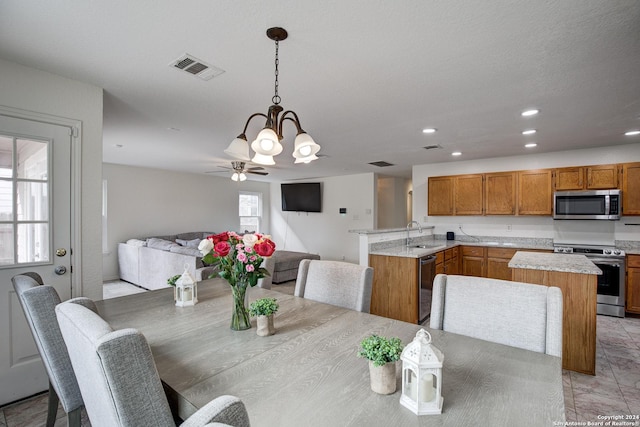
left=587, top=258, right=623, bottom=267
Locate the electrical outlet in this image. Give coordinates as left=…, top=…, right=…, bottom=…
left=458, top=224, right=463, bottom=229
left=507, top=224, right=512, bottom=231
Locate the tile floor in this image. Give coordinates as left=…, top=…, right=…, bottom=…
left=1, top=281, right=639, bottom=426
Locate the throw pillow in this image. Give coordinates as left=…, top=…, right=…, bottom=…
left=126, top=239, right=146, bottom=247
left=146, top=238, right=179, bottom=251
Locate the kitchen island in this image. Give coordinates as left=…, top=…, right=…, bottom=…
left=509, top=251, right=601, bottom=375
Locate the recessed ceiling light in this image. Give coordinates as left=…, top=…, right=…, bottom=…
left=451, top=151, right=462, bottom=156
left=625, top=130, right=640, bottom=136
left=422, top=128, right=437, bottom=134
left=521, top=109, right=539, bottom=117
left=522, top=129, right=537, bottom=135
left=115, top=144, right=123, bottom=148
left=525, top=143, right=537, bottom=148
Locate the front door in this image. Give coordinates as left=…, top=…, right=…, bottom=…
left=0, top=114, right=72, bottom=405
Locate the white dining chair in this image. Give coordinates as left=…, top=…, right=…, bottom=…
left=430, top=274, right=563, bottom=357
left=55, top=300, right=250, bottom=427
left=294, top=259, right=373, bottom=313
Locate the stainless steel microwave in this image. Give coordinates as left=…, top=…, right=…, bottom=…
left=553, top=189, right=621, bottom=220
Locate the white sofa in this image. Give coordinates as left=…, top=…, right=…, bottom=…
left=118, top=232, right=216, bottom=290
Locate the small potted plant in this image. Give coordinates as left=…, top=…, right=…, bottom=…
left=249, top=297, right=279, bottom=336
left=358, top=334, right=403, bottom=394
left=167, top=274, right=181, bottom=301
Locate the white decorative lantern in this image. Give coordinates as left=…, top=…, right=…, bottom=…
left=175, top=265, right=197, bottom=307
left=400, top=328, right=444, bottom=415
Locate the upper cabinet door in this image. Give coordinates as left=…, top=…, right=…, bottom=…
left=518, top=169, right=553, bottom=215
left=454, top=174, right=484, bottom=215
left=555, top=167, right=584, bottom=191
left=485, top=172, right=517, bottom=215
left=428, top=176, right=454, bottom=215
left=622, top=162, right=640, bottom=215
left=586, top=164, right=619, bottom=189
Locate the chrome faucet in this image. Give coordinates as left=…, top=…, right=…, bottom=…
left=406, top=221, right=423, bottom=247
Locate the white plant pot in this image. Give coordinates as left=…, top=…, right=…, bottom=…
left=256, top=314, right=275, bottom=336
left=369, top=360, right=397, bottom=394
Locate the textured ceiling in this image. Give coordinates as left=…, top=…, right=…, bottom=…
left=1, top=1, right=639, bottom=182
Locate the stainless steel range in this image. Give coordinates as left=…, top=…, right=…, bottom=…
left=554, top=244, right=626, bottom=317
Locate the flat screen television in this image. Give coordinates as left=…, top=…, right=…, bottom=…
left=281, top=182, right=322, bottom=212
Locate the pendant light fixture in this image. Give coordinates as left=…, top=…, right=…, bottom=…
left=224, top=27, right=320, bottom=165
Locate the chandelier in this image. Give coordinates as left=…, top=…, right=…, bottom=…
left=224, top=27, right=320, bottom=166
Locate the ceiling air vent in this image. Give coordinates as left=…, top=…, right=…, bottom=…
left=423, top=144, right=443, bottom=150
left=369, top=161, right=394, bottom=167
left=170, top=54, right=225, bottom=81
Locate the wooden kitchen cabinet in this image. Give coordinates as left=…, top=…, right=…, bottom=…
left=435, top=247, right=459, bottom=275
left=369, top=254, right=419, bottom=323
left=554, top=167, right=585, bottom=191
left=486, top=247, right=517, bottom=280
left=454, top=174, right=484, bottom=215
left=428, top=176, right=454, bottom=216
left=554, top=165, right=619, bottom=191
left=485, top=172, right=517, bottom=215
left=518, top=169, right=553, bottom=215
left=626, top=255, right=640, bottom=314
left=461, top=246, right=486, bottom=277
left=622, top=162, right=640, bottom=215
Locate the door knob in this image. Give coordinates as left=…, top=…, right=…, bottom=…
left=54, top=266, right=67, bottom=275
left=56, top=248, right=67, bottom=257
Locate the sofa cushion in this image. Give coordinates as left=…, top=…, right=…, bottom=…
left=273, top=251, right=321, bottom=272
left=126, top=239, right=146, bottom=247
left=169, top=245, right=202, bottom=257
left=175, top=238, right=201, bottom=248
left=146, top=238, right=179, bottom=251
left=152, top=235, right=178, bottom=242
left=176, top=232, right=214, bottom=241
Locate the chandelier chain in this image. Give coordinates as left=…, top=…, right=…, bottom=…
left=273, top=39, right=281, bottom=105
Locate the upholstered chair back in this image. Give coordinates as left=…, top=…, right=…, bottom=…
left=12, top=273, right=96, bottom=427
left=55, top=300, right=250, bottom=427
left=294, top=259, right=373, bottom=313
left=430, top=274, right=563, bottom=357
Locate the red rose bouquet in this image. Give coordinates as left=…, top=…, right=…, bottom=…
left=198, top=232, right=276, bottom=330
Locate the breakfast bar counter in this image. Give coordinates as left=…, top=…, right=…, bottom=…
left=509, top=251, right=601, bottom=375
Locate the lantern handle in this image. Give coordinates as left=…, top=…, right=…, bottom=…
left=415, top=328, right=432, bottom=344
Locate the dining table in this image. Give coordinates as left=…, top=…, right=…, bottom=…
left=95, top=279, right=566, bottom=427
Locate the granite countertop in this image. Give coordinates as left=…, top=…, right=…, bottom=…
left=508, top=251, right=602, bottom=275
left=369, top=240, right=554, bottom=259
left=349, top=226, right=435, bottom=235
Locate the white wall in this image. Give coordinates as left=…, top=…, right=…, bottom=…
left=413, top=144, right=640, bottom=243
left=269, top=173, right=376, bottom=263
left=102, top=163, right=271, bottom=281
left=0, top=59, right=104, bottom=300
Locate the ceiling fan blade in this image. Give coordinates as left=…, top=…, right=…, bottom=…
left=246, top=166, right=266, bottom=172
left=247, top=170, right=269, bottom=175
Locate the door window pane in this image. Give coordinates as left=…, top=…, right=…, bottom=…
left=0, top=224, right=13, bottom=265
left=17, top=139, right=47, bottom=180
left=0, top=180, right=11, bottom=221
left=17, top=223, right=49, bottom=263
left=0, top=135, right=12, bottom=178
left=17, top=182, right=48, bottom=221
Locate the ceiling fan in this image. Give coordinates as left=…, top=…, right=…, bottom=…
left=207, top=161, right=269, bottom=181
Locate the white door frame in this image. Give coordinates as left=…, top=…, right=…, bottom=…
left=0, top=105, right=82, bottom=296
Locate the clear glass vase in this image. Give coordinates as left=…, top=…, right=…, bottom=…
left=230, top=281, right=251, bottom=331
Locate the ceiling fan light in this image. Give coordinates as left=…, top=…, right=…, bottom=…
left=251, top=128, right=282, bottom=155
left=252, top=152, right=276, bottom=165
left=224, top=137, right=251, bottom=161
left=231, top=172, right=240, bottom=181
left=239, top=172, right=247, bottom=181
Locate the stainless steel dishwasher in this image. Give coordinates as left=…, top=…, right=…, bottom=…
left=419, top=255, right=436, bottom=323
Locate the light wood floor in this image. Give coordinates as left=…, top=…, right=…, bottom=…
left=2, top=280, right=639, bottom=426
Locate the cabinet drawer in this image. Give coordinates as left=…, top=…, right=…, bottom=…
left=628, top=255, right=640, bottom=268
left=487, top=248, right=517, bottom=259
left=435, top=251, right=444, bottom=265
left=450, top=246, right=459, bottom=258
left=445, top=248, right=454, bottom=261
left=462, top=246, right=484, bottom=257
